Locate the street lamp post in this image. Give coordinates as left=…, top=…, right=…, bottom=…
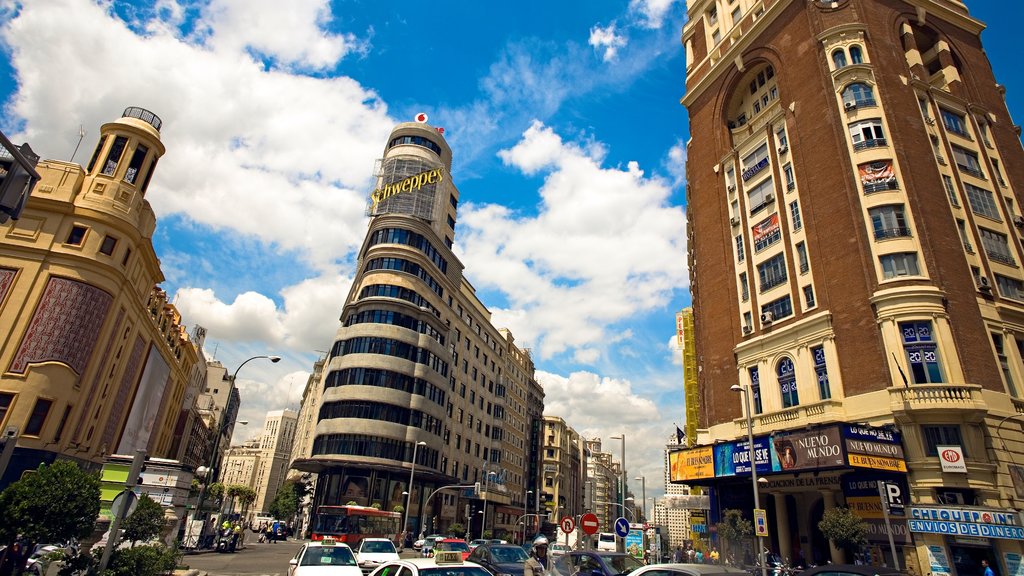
left=524, top=490, right=533, bottom=544
left=481, top=471, right=496, bottom=539
left=191, top=355, right=279, bottom=543
left=403, top=440, right=426, bottom=548
left=597, top=501, right=634, bottom=521
left=609, top=434, right=626, bottom=513
left=634, top=476, right=646, bottom=522
left=731, top=384, right=767, bottom=576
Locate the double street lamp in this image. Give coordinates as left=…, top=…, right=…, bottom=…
left=634, top=476, right=646, bottom=522
left=731, top=383, right=767, bottom=576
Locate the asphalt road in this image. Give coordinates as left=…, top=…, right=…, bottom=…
left=183, top=537, right=422, bottom=576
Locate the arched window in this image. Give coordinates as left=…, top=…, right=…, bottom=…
left=842, top=83, right=876, bottom=109
left=778, top=357, right=799, bottom=408
left=849, top=45, right=863, bottom=64
left=832, top=49, right=847, bottom=69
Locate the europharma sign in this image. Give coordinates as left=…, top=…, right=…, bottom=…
left=908, top=506, right=1024, bottom=540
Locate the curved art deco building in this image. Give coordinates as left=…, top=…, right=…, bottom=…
left=295, top=122, right=541, bottom=538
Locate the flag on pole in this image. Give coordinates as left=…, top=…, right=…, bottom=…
left=891, top=352, right=910, bottom=388
left=675, top=424, right=686, bottom=445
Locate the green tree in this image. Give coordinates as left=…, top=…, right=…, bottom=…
left=122, top=494, right=166, bottom=545
left=447, top=523, right=465, bottom=538
left=205, top=482, right=225, bottom=508
left=818, top=506, right=867, bottom=562
left=268, top=478, right=311, bottom=521
left=104, top=544, right=179, bottom=576
left=715, top=509, right=753, bottom=565
left=0, top=460, right=100, bottom=575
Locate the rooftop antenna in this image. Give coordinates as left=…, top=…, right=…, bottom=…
left=69, top=124, right=86, bottom=163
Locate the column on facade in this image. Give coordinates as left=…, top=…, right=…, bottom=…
left=793, top=493, right=812, bottom=566
left=773, top=493, right=791, bottom=563
left=822, top=491, right=844, bottom=563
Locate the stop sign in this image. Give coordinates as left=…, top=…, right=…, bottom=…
left=580, top=513, right=600, bottom=535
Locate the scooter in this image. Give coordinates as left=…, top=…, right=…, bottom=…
left=217, top=529, right=237, bottom=553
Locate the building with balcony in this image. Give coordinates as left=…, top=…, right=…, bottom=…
left=585, top=438, right=618, bottom=532
left=541, top=416, right=584, bottom=522
left=678, top=0, right=1024, bottom=572
left=0, top=107, right=204, bottom=487
left=292, top=120, right=541, bottom=539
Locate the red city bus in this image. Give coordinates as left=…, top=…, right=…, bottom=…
left=310, top=505, right=402, bottom=546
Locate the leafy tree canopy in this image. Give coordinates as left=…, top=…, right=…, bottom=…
left=122, top=494, right=165, bottom=544
left=818, top=506, right=868, bottom=553
left=0, top=460, right=101, bottom=545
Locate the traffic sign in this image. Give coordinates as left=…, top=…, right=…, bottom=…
left=614, top=517, right=630, bottom=538
left=753, top=509, right=768, bottom=537
left=560, top=516, right=576, bottom=534
left=881, top=481, right=905, bottom=516
left=580, top=513, right=600, bottom=535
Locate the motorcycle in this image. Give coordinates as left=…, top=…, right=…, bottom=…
left=217, top=529, right=237, bottom=553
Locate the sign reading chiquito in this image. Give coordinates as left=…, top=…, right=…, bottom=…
left=908, top=506, right=1024, bottom=540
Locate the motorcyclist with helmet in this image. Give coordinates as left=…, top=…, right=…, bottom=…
left=524, top=536, right=550, bottom=576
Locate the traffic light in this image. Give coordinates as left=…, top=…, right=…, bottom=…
left=0, top=140, right=40, bottom=224
left=127, top=450, right=149, bottom=487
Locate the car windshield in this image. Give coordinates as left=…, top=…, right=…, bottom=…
left=599, top=555, right=645, bottom=575
left=420, top=568, right=493, bottom=576
left=361, top=541, right=396, bottom=554
left=438, top=542, right=470, bottom=552
left=300, top=546, right=357, bottom=566
left=490, top=547, right=529, bottom=563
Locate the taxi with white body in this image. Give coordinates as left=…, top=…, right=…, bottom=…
left=288, top=537, right=363, bottom=576
left=368, top=550, right=493, bottom=576
left=356, top=538, right=401, bottom=573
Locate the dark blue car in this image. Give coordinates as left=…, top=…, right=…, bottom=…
left=553, top=551, right=646, bottom=576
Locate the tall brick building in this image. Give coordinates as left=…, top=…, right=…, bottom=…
left=674, top=0, right=1024, bottom=572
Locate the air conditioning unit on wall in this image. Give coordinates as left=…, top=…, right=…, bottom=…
left=730, top=216, right=741, bottom=226
left=742, top=326, right=753, bottom=335
left=760, top=311, right=774, bottom=324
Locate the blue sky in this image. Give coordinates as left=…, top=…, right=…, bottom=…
left=0, top=0, right=1021, bottom=498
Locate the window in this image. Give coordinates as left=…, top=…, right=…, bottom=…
left=993, top=333, right=1018, bottom=396
left=712, top=29, right=722, bottom=45
left=53, top=405, right=72, bottom=443
left=101, top=136, right=128, bottom=176
left=952, top=146, right=984, bottom=179
left=762, top=296, right=793, bottom=322
left=123, top=144, right=149, bottom=184
left=742, top=144, right=770, bottom=181
left=65, top=226, right=87, bottom=246
left=776, top=128, right=788, bottom=150
left=739, top=273, right=749, bottom=301
left=956, top=219, right=973, bottom=253
left=997, top=274, right=1024, bottom=301
left=900, top=321, right=944, bottom=384
left=859, top=161, right=898, bottom=193
left=122, top=247, right=132, bottom=266
left=86, top=136, right=108, bottom=173
left=749, top=367, right=763, bottom=414
left=812, top=346, right=831, bottom=399
left=992, top=159, right=1007, bottom=187
left=943, top=175, right=959, bottom=207
left=24, top=398, right=53, bottom=436
left=880, top=253, right=920, bottom=278
left=965, top=184, right=1000, bottom=220
left=784, top=164, right=795, bottom=191
left=941, top=109, right=969, bottom=138
left=0, top=393, right=12, bottom=427
left=849, top=45, right=863, bottom=64
left=980, top=228, right=1014, bottom=265
left=842, top=83, right=876, bottom=109
left=778, top=357, right=799, bottom=408
left=731, top=6, right=742, bottom=24
left=790, top=201, right=802, bottom=230
left=869, top=205, right=910, bottom=240
left=753, top=216, right=781, bottom=252
left=747, top=178, right=775, bottom=214
left=922, top=425, right=963, bottom=456
left=796, top=242, right=808, bottom=273
left=99, top=235, right=118, bottom=256
left=447, top=215, right=456, bottom=229
left=849, top=119, right=886, bottom=150
left=758, top=254, right=788, bottom=292
left=736, top=235, right=745, bottom=262
left=708, top=6, right=718, bottom=25
left=804, top=285, right=815, bottom=308
left=832, top=49, right=847, bottom=69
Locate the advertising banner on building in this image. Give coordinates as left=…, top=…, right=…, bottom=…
left=714, top=437, right=777, bottom=477
left=859, top=160, right=896, bottom=191
left=843, top=424, right=907, bottom=472
left=909, top=506, right=1024, bottom=540
left=842, top=473, right=910, bottom=544
left=669, top=446, right=714, bottom=482
left=928, top=545, right=952, bottom=576
left=369, top=157, right=445, bottom=220
left=770, top=425, right=844, bottom=472
left=752, top=214, right=780, bottom=246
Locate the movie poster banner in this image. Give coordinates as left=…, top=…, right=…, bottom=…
left=670, top=446, right=715, bottom=482
left=769, top=425, right=845, bottom=472
left=714, top=437, right=778, bottom=477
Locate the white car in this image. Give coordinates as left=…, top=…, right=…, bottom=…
left=288, top=538, right=362, bottom=576
left=369, top=551, right=493, bottom=576
left=356, top=538, right=401, bottom=573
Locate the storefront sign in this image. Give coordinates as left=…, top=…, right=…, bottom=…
left=669, top=446, right=714, bottom=482
left=742, top=157, right=769, bottom=181
left=862, top=517, right=911, bottom=544
left=761, top=471, right=844, bottom=491
left=370, top=167, right=444, bottom=211
left=910, top=506, right=1024, bottom=540
left=771, top=425, right=844, bottom=471
left=848, top=453, right=907, bottom=472
left=937, top=445, right=967, bottom=473
left=843, top=424, right=907, bottom=471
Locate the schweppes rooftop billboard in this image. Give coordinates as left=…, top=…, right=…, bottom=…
left=370, top=166, right=445, bottom=213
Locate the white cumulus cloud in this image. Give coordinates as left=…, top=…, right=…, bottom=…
left=588, top=24, right=627, bottom=62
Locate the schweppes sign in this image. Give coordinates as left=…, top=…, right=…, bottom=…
left=371, top=167, right=445, bottom=211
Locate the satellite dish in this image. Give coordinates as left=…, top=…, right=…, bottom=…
left=415, top=113, right=428, bottom=123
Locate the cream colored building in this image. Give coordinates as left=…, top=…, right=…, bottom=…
left=585, top=438, right=618, bottom=533
left=660, top=434, right=691, bottom=549
left=0, top=107, right=202, bottom=486
left=254, top=409, right=297, bottom=513
left=541, top=416, right=584, bottom=522
left=221, top=438, right=261, bottom=488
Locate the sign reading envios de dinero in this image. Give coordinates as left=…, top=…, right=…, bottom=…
left=371, top=167, right=445, bottom=211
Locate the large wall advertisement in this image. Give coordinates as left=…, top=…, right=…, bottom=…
left=670, top=423, right=906, bottom=482
left=368, top=156, right=445, bottom=221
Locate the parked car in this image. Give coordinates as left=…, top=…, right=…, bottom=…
left=356, top=538, right=400, bottom=573
left=552, top=551, right=645, bottom=576
left=467, top=543, right=530, bottom=576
